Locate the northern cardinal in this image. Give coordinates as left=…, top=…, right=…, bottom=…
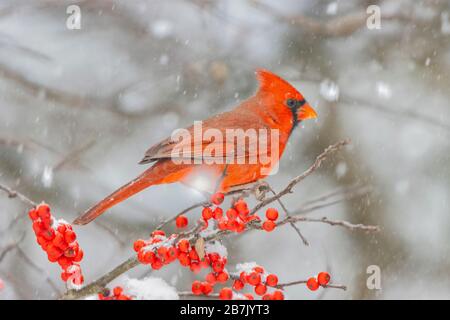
left=74, top=69, right=317, bottom=225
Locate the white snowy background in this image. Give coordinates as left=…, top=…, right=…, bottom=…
left=0, top=0, right=450, bottom=299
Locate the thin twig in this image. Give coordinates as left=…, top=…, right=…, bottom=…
left=275, top=280, right=347, bottom=291
left=250, top=139, right=351, bottom=215
left=0, top=182, right=37, bottom=207
left=282, top=216, right=380, bottom=232
left=267, top=185, right=309, bottom=246
left=0, top=233, right=26, bottom=263
left=155, top=200, right=209, bottom=231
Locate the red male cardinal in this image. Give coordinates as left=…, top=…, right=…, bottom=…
left=74, top=69, right=317, bottom=225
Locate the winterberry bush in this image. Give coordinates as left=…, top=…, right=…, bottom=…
left=0, top=140, right=380, bottom=300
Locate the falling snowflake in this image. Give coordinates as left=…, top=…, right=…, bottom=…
left=326, top=2, right=338, bottom=15
left=151, top=20, right=174, bottom=39
left=319, top=79, right=340, bottom=102
left=376, top=81, right=392, bottom=99
left=41, top=166, right=53, bottom=188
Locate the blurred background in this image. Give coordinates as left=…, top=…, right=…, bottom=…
left=1, top=0, right=449, bottom=300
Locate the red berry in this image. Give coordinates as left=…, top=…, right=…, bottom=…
left=143, top=251, right=156, bottom=264
left=239, top=272, right=247, bottom=283
left=226, top=208, right=238, bottom=220
left=200, top=257, right=210, bottom=268
left=254, top=284, right=267, bottom=296
left=235, top=222, right=245, bottom=233
left=318, top=272, right=331, bottom=286
left=57, top=224, right=67, bottom=234
left=189, top=249, right=199, bottom=261
left=53, top=233, right=65, bottom=246
left=37, top=204, right=51, bottom=220
left=213, top=207, right=223, bottom=219
left=234, top=199, right=248, bottom=215
left=175, top=215, right=188, bottom=228
left=151, top=230, right=165, bottom=237
left=73, top=249, right=84, bottom=262
left=28, top=209, right=39, bottom=221
left=218, top=218, right=227, bottom=230
left=157, top=246, right=168, bottom=258
left=307, top=277, right=319, bottom=291
left=211, top=192, right=224, bottom=205
left=61, top=272, right=70, bottom=282
left=216, top=271, right=229, bottom=283
left=262, top=220, right=276, bottom=232
left=42, top=217, right=53, bottom=229
left=32, top=221, right=43, bottom=235
left=37, top=236, right=48, bottom=247
left=167, top=247, right=178, bottom=261
left=151, top=259, right=163, bottom=270
left=233, top=280, right=245, bottom=291
left=219, top=287, right=233, bottom=300
left=133, top=239, right=146, bottom=252
left=42, top=229, right=55, bottom=241
left=73, top=275, right=84, bottom=286
left=244, top=293, right=254, bottom=300
left=201, top=282, right=213, bottom=295
left=205, top=272, right=217, bottom=284
left=137, top=250, right=147, bottom=264
left=64, top=247, right=76, bottom=258
left=151, top=237, right=162, bottom=244
left=64, top=230, right=77, bottom=244
left=227, top=219, right=239, bottom=231
left=192, top=281, right=203, bottom=295
left=57, top=257, right=71, bottom=269
left=202, top=207, right=213, bottom=220
left=212, top=260, right=225, bottom=273
left=47, top=244, right=63, bottom=259
left=190, top=262, right=201, bottom=273
left=262, top=293, right=272, bottom=300
left=178, top=252, right=191, bottom=266
left=113, top=287, right=123, bottom=297
left=253, top=266, right=264, bottom=273
left=272, top=290, right=284, bottom=300
left=208, top=253, right=220, bottom=262
left=246, top=272, right=261, bottom=286
left=265, top=208, right=279, bottom=221
left=266, top=274, right=278, bottom=287
left=178, top=239, right=190, bottom=253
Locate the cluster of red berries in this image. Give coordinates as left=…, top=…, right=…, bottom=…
left=215, top=198, right=262, bottom=233
left=175, top=192, right=231, bottom=230
left=225, top=265, right=284, bottom=300
left=306, top=272, right=331, bottom=291
left=134, top=231, right=218, bottom=275
left=175, top=193, right=280, bottom=235
left=134, top=231, right=233, bottom=298
left=192, top=252, right=229, bottom=296
left=262, top=208, right=279, bottom=232
left=29, top=203, right=84, bottom=286
left=133, top=192, right=305, bottom=300
left=98, top=286, right=132, bottom=300
left=134, top=230, right=179, bottom=270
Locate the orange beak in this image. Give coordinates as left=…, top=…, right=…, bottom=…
left=297, top=102, right=317, bottom=121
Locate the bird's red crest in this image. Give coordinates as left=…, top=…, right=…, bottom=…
left=255, top=69, right=304, bottom=101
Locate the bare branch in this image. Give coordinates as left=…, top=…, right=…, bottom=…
left=250, top=139, right=351, bottom=215
left=0, top=182, right=36, bottom=207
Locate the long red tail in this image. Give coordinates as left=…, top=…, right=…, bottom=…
left=73, top=172, right=156, bottom=225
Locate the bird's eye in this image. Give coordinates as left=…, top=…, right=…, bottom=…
left=286, top=99, right=297, bottom=108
